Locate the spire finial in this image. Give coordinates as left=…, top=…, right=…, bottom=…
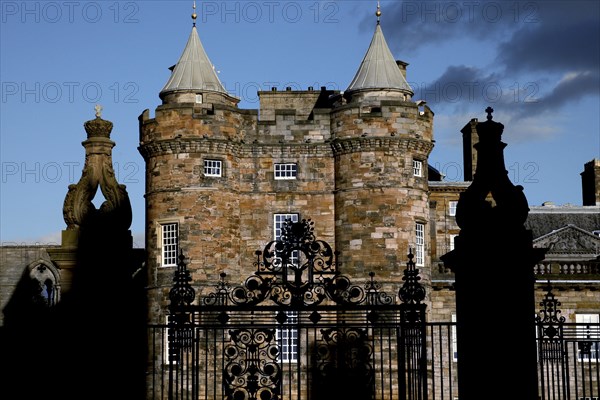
left=94, top=104, right=103, bottom=118
left=376, top=0, right=381, bottom=24
left=192, top=0, right=197, bottom=27
left=485, top=106, right=494, bottom=121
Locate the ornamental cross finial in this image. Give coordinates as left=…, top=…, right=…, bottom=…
left=376, top=0, right=381, bottom=23
left=94, top=104, right=103, bottom=118
left=485, top=106, right=494, bottom=121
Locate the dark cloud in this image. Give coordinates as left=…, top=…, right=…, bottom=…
left=497, top=7, right=599, bottom=73
left=513, top=70, right=600, bottom=118
left=411, top=65, right=502, bottom=113
left=372, top=1, right=600, bottom=121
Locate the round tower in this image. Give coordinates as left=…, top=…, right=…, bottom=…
left=138, top=9, right=244, bottom=323
left=331, top=5, right=434, bottom=288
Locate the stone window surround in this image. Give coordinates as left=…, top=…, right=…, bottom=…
left=203, top=159, right=223, bottom=177
left=274, top=163, right=298, bottom=180
left=158, top=219, right=181, bottom=268
left=413, top=159, right=423, bottom=177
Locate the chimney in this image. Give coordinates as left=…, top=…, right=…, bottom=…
left=581, top=159, right=600, bottom=206
left=396, top=60, right=408, bottom=80
left=461, top=118, right=479, bottom=181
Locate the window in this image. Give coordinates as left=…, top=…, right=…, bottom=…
left=276, top=311, right=299, bottom=362
left=449, top=201, right=458, bottom=216
left=162, top=223, right=178, bottom=267
left=204, top=159, right=222, bottom=177
left=576, top=314, right=599, bottom=362
left=413, top=160, right=423, bottom=177
left=274, top=163, right=298, bottom=180
left=29, top=261, right=59, bottom=307
left=451, top=314, right=458, bottom=362
left=415, top=223, right=425, bottom=266
left=274, top=213, right=300, bottom=266
left=273, top=214, right=300, bottom=362
left=195, top=94, right=203, bottom=103
left=274, top=213, right=299, bottom=240
left=449, top=234, right=458, bottom=252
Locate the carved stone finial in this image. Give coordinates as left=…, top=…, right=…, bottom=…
left=84, top=114, right=113, bottom=139
left=63, top=114, right=132, bottom=230
left=485, top=106, right=494, bottom=121
left=94, top=104, right=103, bottom=118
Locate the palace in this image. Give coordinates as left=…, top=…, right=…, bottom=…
left=1, top=3, right=598, bottom=399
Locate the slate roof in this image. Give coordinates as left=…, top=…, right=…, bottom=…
left=346, top=23, right=413, bottom=94
left=525, top=206, right=600, bottom=239
left=160, top=26, right=227, bottom=97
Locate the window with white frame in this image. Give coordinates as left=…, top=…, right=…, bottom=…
left=161, top=223, right=178, bottom=267
left=273, top=213, right=300, bottom=362
left=165, top=316, right=179, bottom=365
left=451, top=314, right=458, bottom=362
left=274, top=163, right=298, bottom=180
left=449, top=201, right=458, bottom=216
left=276, top=311, right=299, bottom=362
left=413, top=160, right=423, bottom=177
left=415, top=222, right=425, bottom=266
left=274, top=213, right=300, bottom=266
left=576, top=313, right=599, bottom=362
left=204, top=159, right=222, bottom=177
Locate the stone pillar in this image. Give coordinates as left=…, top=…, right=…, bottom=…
left=441, top=108, right=545, bottom=400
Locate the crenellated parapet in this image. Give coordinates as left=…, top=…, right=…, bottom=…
left=331, top=100, right=433, bottom=142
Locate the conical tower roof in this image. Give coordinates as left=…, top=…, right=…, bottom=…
left=160, top=25, right=228, bottom=98
left=346, top=22, right=413, bottom=95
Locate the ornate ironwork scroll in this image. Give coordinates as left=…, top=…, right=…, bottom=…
left=166, top=220, right=429, bottom=400
left=224, top=328, right=281, bottom=400
left=206, top=219, right=382, bottom=307
left=168, top=252, right=196, bottom=362
left=536, top=282, right=565, bottom=363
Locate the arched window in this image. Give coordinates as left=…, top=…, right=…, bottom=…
left=28, top=260, right=60, bottom=307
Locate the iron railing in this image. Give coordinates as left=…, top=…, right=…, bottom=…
left=148, top=219, right=598, bottom=400
left=147, top=321, right=599, bottom=400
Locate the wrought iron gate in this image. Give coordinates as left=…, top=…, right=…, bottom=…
left=536, top=283, right=600, bottom=400
left=164, top=219, right=429, bottom=400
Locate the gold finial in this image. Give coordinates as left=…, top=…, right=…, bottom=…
left=94, top=104, right=103, bottom=118
left=192, top=0, right=197, bottom=26
left=376, top=0, right=381, bottom=24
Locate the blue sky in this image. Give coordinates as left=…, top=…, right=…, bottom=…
left=1, top=0, right=599, bottom=247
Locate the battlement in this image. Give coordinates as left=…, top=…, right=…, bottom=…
left=258, top=87, right=339, bottom=121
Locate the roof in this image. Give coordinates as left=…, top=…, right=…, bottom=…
left=525, top=206, right=600, bottom=239
left=346, top=23, right=413, bottom=94
left=160, top=26, right=227, bottom=96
